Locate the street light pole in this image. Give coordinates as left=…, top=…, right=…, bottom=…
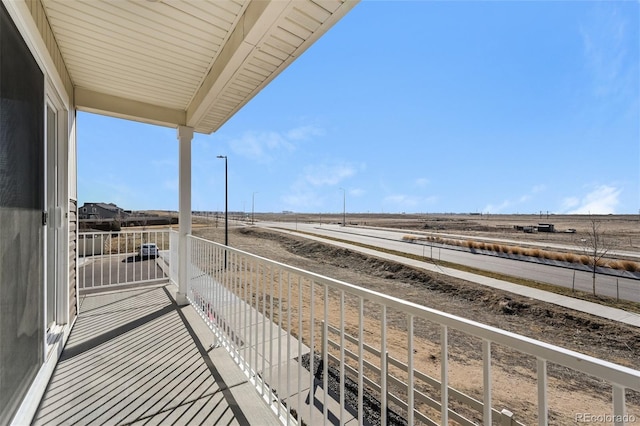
left=216, top=155, right=228, bottom=247
left=252, top=191, right=258, bottom=225
left=340, top=187, right=346, bottom=227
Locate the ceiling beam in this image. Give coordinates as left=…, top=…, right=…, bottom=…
left=185, top=0, right=290, bottom=130
left=75, top=87, right=186, bottom=129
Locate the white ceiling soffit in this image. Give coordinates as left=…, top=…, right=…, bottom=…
left=41, top=0, right=358, bottom=134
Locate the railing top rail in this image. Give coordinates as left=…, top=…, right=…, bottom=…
left=79, top=228, right=172, bottom=234
left=187, top=234, right=640, bottom=390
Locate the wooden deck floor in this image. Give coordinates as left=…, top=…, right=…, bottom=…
left=33, top=284, right=280, bottom=425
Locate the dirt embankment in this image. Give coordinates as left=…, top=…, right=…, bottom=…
left=223, top=227, right=639, bottom=366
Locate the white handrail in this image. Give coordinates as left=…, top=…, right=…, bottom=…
left=78, top=229, right=171, bottom=291
left=185, top=234, right=640, bottom=425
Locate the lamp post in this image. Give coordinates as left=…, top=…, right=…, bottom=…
left=339, top=187, right=346, bottom=227
left=252, top=192, right=258, bottom=225
left=216, top=155, right=228, bottom=247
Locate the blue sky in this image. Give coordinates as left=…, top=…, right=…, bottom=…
left=78, top=1, right=639, bottom=215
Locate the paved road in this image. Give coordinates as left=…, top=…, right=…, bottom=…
left=258, top=221, right=640, bottom=303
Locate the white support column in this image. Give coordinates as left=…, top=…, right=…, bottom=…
left=176, top=125, right=193, bottom=305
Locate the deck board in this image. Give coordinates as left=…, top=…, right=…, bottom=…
left=33, top=284, right=280, bottom=426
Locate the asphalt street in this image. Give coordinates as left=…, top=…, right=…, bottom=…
left=258, top=221, right=640, bottom=303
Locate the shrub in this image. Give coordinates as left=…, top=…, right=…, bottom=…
left=579, top=255, right=591, bottom=265
left=620, top=260, right=639, bottom=272
left=607, top=260, right=621, bottom=269
left=511, top=246, right=523, bottom=255
left=563, top=253, right=578, bottom=263
left=528, top=248, right=541, bottom=258
left=542, top=251, right=556, bottom=260
left=466, top=240, right=474, bottom=248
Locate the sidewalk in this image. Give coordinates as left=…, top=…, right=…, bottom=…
left=278, top=229, right=640, bottom=328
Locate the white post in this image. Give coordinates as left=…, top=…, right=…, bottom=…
left=176, top=125, right=193, bottom=305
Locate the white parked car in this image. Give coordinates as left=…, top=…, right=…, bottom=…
left=140, top=243, right=159, bottom=259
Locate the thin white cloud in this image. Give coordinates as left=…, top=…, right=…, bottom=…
left=228, top=125, right=324, bottom=162
left=286, top=125, right=324, bottom=141
left=281, top=191, right=325, bottom=210
left=561, top=196, right=580, bottom=210
left=282, top=161, right=362, bottom=211
left=415, top=178, right=430, bottom=188
left=303, top=163, right=357, bottom=187
left=484, top=184, right=545, bottom=213
left=580, top=5, right=634, bottom=99
left=163, top=179, right=178, bottom=192
left=532, top=184, right=546, bottom=194
left=229, top=130, right=292, bottom=162
left=564, top=185, right=621, bottom=214
left=349, top=188, right=365, bottom=197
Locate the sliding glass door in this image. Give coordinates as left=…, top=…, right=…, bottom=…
left=0, top=3, right=45, bottom=422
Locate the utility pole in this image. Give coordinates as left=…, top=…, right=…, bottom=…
left=340, top=187, right=346, bottom=227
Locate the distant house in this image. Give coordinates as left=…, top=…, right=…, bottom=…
left=537, top=223, right=555, bottom=233
left=79, top=203, right=127, bottom=220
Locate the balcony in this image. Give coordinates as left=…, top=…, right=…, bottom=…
left=34, top=229, right=640, bottom=425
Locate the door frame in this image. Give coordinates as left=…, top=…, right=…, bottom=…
left=44, top=78, right=69, bottom=351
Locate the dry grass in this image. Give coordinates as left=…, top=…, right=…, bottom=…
left=620, top=260, right=640, bottom=272
left=405, top=232, right=640, bottom=273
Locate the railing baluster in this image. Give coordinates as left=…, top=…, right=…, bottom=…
left=254, top=259, right=259, bottom=383
left=381, top=304, right=387, bottom=426
left=323, top=285, right=329, bottom=423
left=339, top=290, right=345, bottom=426
left=244, top=256, right=249, bottom=373
left=262, top=263, right=267, bottom=397
left=247, top=260, right=258, bottom=382
left=100, top=232, right=104, bottom=286
left=108, top=234, right=112, bottom=285
left=297, top=275, right=302, bottom=425
left=286, top=272, right=292, bottom=426
left=483, top=339, right=492, bottom=425
left=309, top=279, right=315, bottom=425
left=358, top=297, right=364, bottom=425
left=612, top=384, right=626, bottom=426
left=407, top=313, right=414, bottom=426
left=269, top=266, right=274, bottom=404
left=537, top=358, right=548, bottom=426
left=441, top=324, right=448, bottom=426
left=277, top=267, right=283, bottom=418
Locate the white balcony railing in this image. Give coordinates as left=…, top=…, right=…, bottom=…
left=78, top=229, right=170, bottom=291
left=180, top=233, right=640, bottom=426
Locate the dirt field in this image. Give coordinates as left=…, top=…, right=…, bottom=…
left=192, top=219, right=640, bottom=425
